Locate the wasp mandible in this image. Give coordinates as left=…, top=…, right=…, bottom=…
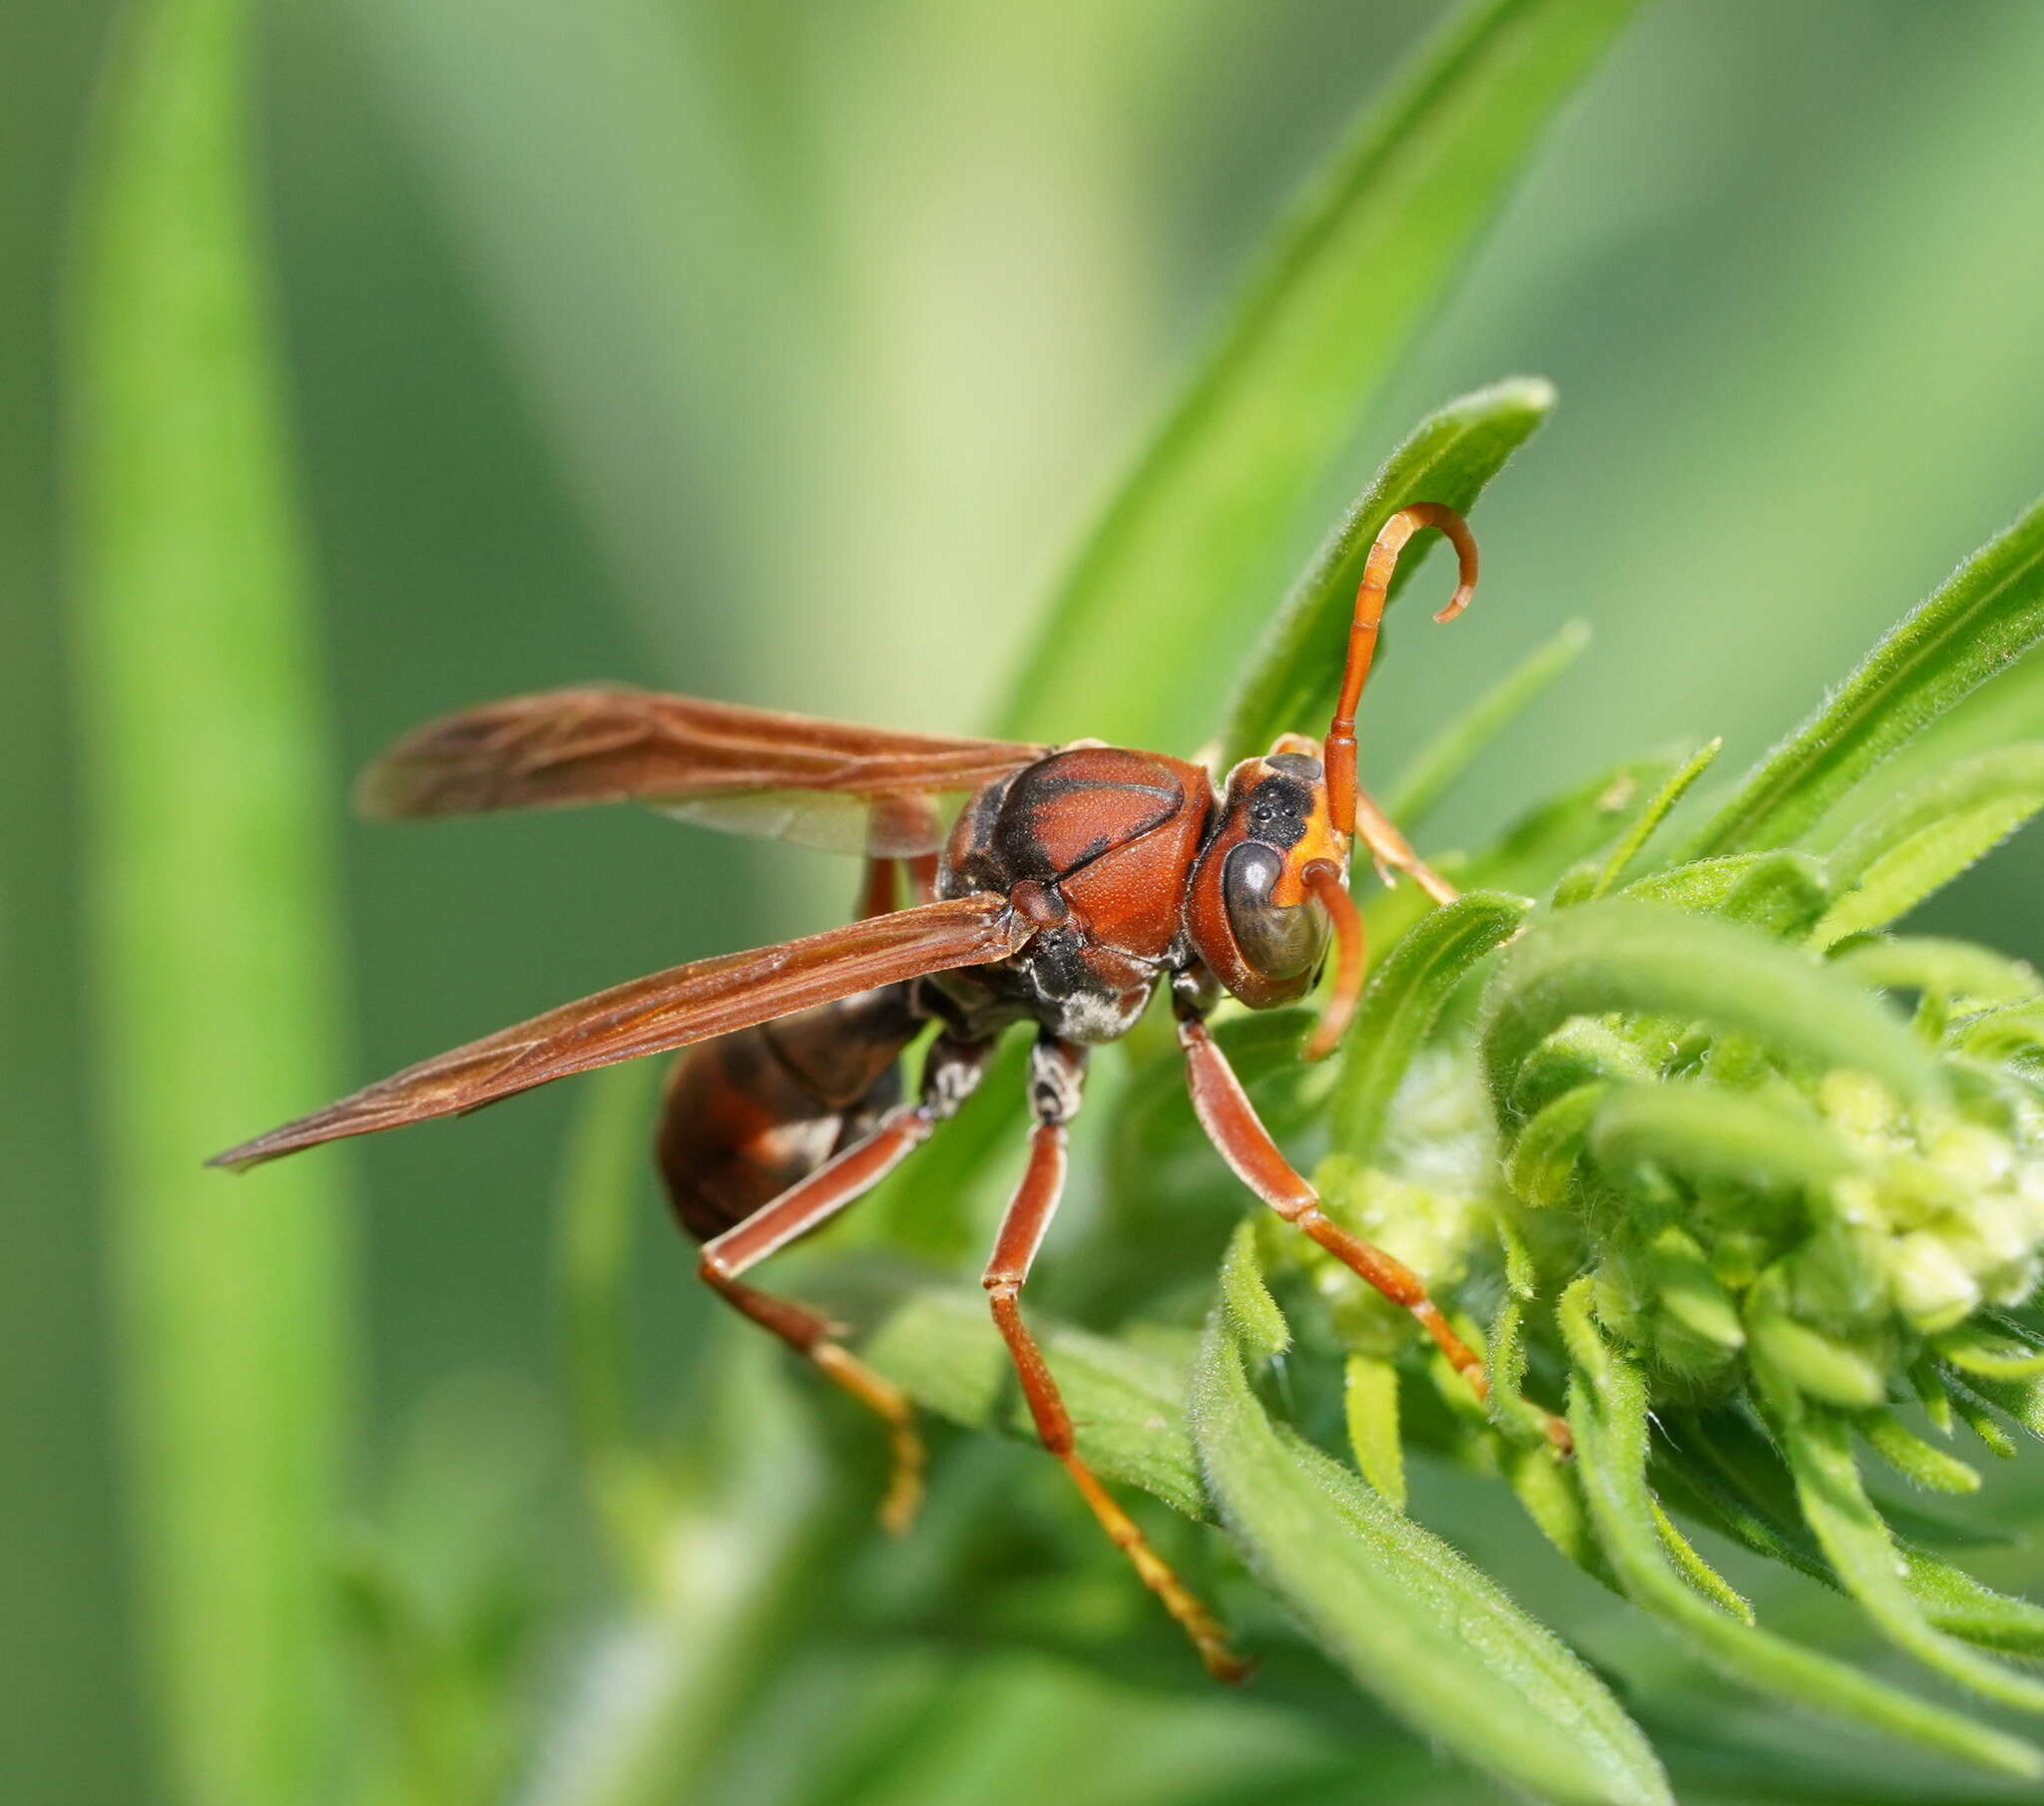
left=215, top=503, right=1567, bottom=1680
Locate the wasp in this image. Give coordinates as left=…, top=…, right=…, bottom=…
left=215, top=503, right=1565, bottom=1679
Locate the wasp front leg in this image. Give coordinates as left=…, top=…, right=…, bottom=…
left=1176, top=1008, right=1571, bottom=1455
left=1350, top=785, right=1457, bottom=905
left=981, top=1036, right=1250, bottom=1682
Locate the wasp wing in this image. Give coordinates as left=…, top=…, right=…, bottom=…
left=210, top=893, right=1027, bottom=1170
left=355, top=686, right=1050, bottom=857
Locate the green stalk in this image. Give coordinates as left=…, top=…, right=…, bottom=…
left=68, top=1, right=357, bottom=1800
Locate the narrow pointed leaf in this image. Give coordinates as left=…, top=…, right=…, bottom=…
left=1480, top=900, right=1939, bottom=1114
left=1384, top=619, right=1592, bottom=827
left=1815, top=745, right=2044, bottom=940
left=1665, top=1410, right=2044, bottom=1657
left=1560, top=1285, right=2041, bottom=1777
left=1593, top=739, right=1722, bottom=894
left=1688, top=498, right=2044, bottom=858
left=1466, top=758, right=1677, bottom=899
left=1000, top=0, right=1646, bottom=748
left=1329, top=890, right=1529, bottom=1160
left=1221, top=378, right=1556, bottom=762
left=1588, top=1084, right=1866, bottom=1191
left=1829, top=936, right=2039, bottom=1007
left=1780, top=1410, right=2044, bottom=1715
left=1195, top=1238, right=1671, bottom=1806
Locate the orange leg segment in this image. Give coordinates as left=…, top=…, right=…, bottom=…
left=1351, top=783, right=1458, bottom=906
left=700, top=1106, right=936, bottom=1534
left=983, top=1039, right=1250, bottom=1682
left=1178, top=1013, right=1571, bottom=1455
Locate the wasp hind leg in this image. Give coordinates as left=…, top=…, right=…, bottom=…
left=981, top=1036, right=1250, bottom=1683
left=696, top=1035, right=991, bottom=1535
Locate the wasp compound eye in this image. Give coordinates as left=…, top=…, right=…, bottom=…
left=1220, top=841, right=1327, bottom=982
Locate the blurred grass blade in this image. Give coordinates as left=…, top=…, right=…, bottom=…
left=557, top=1061, right=661, bottom=1469
left=1559, top=1285, right=2042, bottom=1778
left=1780, top=1411, right=2044, bottom=1716
left=1329, top=890, right=1528, bottom=1161
left=1479, top=899, right=1939, bottom=1115
left=1194, top=1232, right=1672, bottom=1806
left=67, top=0, right=356, bottom=1799
left=1688, top=496, right=2044, bottom=859
left=999, top=0, right=1645, bottom=749
left=1221, top=377, right=1556, bottom=762
left=1815, top=744, right=2044, bottom=941
left=1383, top=619, right=1591, bottom=827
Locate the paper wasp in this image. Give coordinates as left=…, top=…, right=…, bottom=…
left=214, top=503, right=1566, bottom=1679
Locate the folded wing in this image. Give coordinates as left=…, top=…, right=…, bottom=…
left=356, top=685, right=1051, bottom=856
left=211, top=893, right=1028, bottom=1169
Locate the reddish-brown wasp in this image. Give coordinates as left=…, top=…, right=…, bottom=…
left=215, top=503, right=1567, bottom=1679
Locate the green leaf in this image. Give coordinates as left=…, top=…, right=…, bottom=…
left=1220, top=377, right=1556, bottom=764
left=1815, top=745, right=2044, bottom=939
left=1688, top=497, right=2044, bottom=858
left=1664, top=1409, right=2044, bottom=1658
left=1196, top=1238, right=1671, bottom=1806
left=1648, top=1495, right=1753, bottom=1622
left=1587, top=1084, right=1866, bottom=1192
left=1591, top=738, right=1724, bottom=896
left=860, top=1289, right=1208, bottom=1520
left=68, top=2, right=357, bottom=1800
left=999, top=0, right=1646, bottom=749
left=1329, top=890, right=1529, bottom=1161
left=1343, top=1354, right=1407, bottom=1509
left=1467, top=757, right=1679, bottom=900
left=1621, top=852, right=1781, bottom=915
left=1828, top=935, right=2039, bottom=1007
left=1479, top=899, right=1940, bottom=1114
left=1559, top=1285, right=2041, bottom=1777
left=1505, top=1082, right=1608, bottom=1205
left=1779, top=1409, right=2044, bottom=1716
left=1857, top=1412, right=1981, bottom=1496
left=1383, top=619, right=1592, bottom=828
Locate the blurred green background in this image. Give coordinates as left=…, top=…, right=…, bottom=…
left=12, top=1, right=2044, bottom=1801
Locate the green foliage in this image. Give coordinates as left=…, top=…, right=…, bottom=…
left=1687, top=496, right=2044, bottom=858
left=1220, top=377, right=1557, bottom=765
left=68, top=1, right=357, bottom=1801
left=865, top=468, right=2044, bottom=1790
left=999, top=0, right=1644, bottom=751
left=87, top=0, right=2044, bottom=1800
left=1193, top=1231, right=1673, bottom=1806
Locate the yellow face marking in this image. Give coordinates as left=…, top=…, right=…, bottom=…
left=1269, top=772, right=1347, bottom=907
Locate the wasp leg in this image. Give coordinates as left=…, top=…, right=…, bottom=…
left=1177, top=1011, right=1571, bottom=1456
left=699, top=1036, right=992, bottom=1534
left=982, top=1037, right=1250, bottom=1683
left=1350, top=782, right=1457, bottom=906
left=855, top=858, right=901, bottom=920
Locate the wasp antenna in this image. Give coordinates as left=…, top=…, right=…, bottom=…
left=1323, top=503, right=1478, bottom=839
left=1301, top=861, right=1365, bottom=1062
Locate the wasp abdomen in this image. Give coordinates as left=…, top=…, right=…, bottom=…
left=656, top=983, right=922, bottom=1241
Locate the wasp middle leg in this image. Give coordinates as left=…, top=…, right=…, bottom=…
left=671, top=1004, right=991, bottom=1533
left=982, top=1035, right=1249, bottom=1681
